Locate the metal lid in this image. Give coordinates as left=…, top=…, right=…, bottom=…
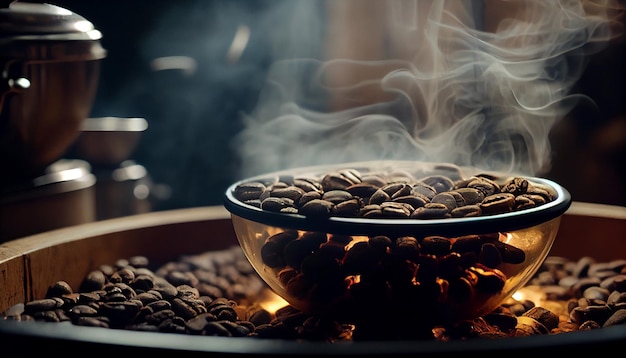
left=0, top=2, right=102, bottom=41
left=0, top=159, right=96, bottom=204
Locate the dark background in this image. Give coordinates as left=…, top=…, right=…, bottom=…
left=51, top=0, right=626, bottom=209
left=52, top=0, right=322, bottom=211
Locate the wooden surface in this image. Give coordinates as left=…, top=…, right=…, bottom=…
left=0, top=206, right=236, bottom=312
left=1, top=203, right=625, bottom=314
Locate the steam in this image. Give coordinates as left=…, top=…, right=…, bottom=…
left=232, top=0, right=624, bottom=178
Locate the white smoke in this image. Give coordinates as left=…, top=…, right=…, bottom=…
left=232, top=0, right=624, bottom=178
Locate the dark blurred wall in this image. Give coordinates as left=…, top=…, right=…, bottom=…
left=548, top=35, right=626, bottom=206
left=51, top=1, right=625, bottom=209
left=51, top=0, right=325, bottom=210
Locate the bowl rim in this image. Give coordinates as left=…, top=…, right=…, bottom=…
left=223, top=161, right=572, bottom=237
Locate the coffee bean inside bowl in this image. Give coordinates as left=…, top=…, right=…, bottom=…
left=233, top=167, right=556, bottom=219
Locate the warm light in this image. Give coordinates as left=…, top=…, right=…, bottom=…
left=257, top=289, right=289, bottom=314
left=512, top=286, right=546, bottom=305
left=500, top=232, right=513, bottom=244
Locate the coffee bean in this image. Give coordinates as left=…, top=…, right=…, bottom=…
left=480, top=193, right=515, bottom=215
left=80, top=270, right=106, bottom=292
left=452, top=187, right=485, bottom=205
left=466, top=177, right=500, bottom=197
left=420, top=236, right=452, bottom=256
left=261, top=196, right=295, bottom=213
left=501, top=177, right=529, bottom=196
left=450, top=204, right=482, bottom=217
left=410, top=202, right=450, bottom=219
left=293, top=177, right=323, bottom=193
left=603, top=309, right=626, bottom=327
left=321, top=172, right=359, bottom=191
left=420, top=175, right=455, bottom=194
left=380, top=201, right=413, bottom=218
left=299, top=199, right=334, bottom=217
left=431, top=192, right=459, bottom=211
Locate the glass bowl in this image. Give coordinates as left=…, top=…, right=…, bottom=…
left=223, top=160, right=571, bottom=329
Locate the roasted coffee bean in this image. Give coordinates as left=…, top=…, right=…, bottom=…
left=368, top=188, right=391, bottom=205
left=261, top=230, right=299, bottom=268
left=514, top=194, right=546, bottom=209
left=466, top=177, right=500, bottom=197
left=80, top=270, right=106, bottom=292
left=171, top=297, right=199, bottom=320
left=601, top=274, right=626, bottom=292
left=570, top=305, right=613, bottom=325
left=420, top=236, right=452, bottom=256
left=68, top=304, right=99, bottom=317
left=393, top=194, right=427, bottom=210
left=572, top=277, right=603, bottom=297
left=384, top=182, right=413, bottom=199
left=526, top=183, right=557, bottom=201
left=100, top=301, right=142, bottom=326
left=583, top=286, right=611, bottom=301
left=522, top=306, right=559, bottom=330
left=45, top=281, right=73, bottom=298
left=450, top=204, right=482, bottom=217
left=451, top=234, right=483, bottom=254
left=24, top=298, right=63, bottom=314
left=431, top=192, right=459, bottom=211
left=331, top=198, right=362, bottom=217
left=158, top=316, right=187, bottom=333
left=411, top=183, right=437, bottom=200
left=298, top=199, right=334, bottom=217
left=270, top=186, right=306, bottom=202
left=261, top=197, right=295, bottom=213
left=393, top=236, right=420, bottom=262
left=480, top=193, right=515, bottom=215
left=447, top=191, right=466, bottom=207
left=284, top=238, right=320, bottom=269
left=233, top=181, right=266, bottom=201
left=469, top=266, right=506, bottom=293
left=345, top=183, right=379, bottom=199
left=321, top=172, right=359, bottom=191
left=479, top=243, right=502, bottom=268
left=603, top=309, right=626, bottom=327
left=293, top=177, right=323, bottom=193
left=359, top=204, right=383, bottom=218
left=130, top=274, right=155, bottom=292
left=379, top=201, right=412, bottom=218
left=452, top=187, right=485, bottom=205
left=501, top=177, right=529, bottom=196
left=515, top=316, right=549, bottom=335
left=360, top=173, right=387, bottom=187
left=420, top=175, right=455, bottom=194
left=495, top=241, right=526, bottom=264
left=513, top=195, right=536, bottom=210
left=268, top=181, right=290, bottom=190
left=410, top=202, right=450, bottom=219
left=115, top=268, right=136, bottom=284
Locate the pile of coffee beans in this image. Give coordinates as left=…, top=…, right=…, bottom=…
left=3, top=245, right=625, bottom=342
left=232, top=166, right=558, bottom=219
left=259, top=229, right=524, bottom=323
